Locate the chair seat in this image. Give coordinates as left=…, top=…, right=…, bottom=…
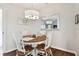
left=25, top=45, right=34, bottom=51
left=36, top=43, right=45, bottom=50
left=16, top=45, right=34, bottom=56
left=36, top=45, right=53, bottom=56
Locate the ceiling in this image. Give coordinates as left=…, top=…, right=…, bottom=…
left=10, top=3, right=59, bottom=9
left=10, top=3, right=62, bottom=16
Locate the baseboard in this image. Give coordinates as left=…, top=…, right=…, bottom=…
left=51, top=45, right=77, bottom=56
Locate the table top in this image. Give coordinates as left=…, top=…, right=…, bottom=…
left=23, top=35, right=46, bottom=43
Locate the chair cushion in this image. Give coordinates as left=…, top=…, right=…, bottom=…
left=36, top=43, right=45, bottom=50
left=25, top=45, right=34, bottom=51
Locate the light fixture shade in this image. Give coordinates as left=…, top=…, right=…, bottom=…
left=25, top=10, right=39, bottom=20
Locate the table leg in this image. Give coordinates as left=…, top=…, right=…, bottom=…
left=32, top=44, right=37, bottom=56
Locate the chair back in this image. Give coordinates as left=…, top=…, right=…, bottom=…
left=45, top=31, right=52, bottom=49
left=12, top=32, right=25, bottom=52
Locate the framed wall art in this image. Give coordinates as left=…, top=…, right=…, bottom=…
left=75, top=14, right=79, bottom=24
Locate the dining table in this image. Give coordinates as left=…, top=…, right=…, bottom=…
left=22, top=35, right=47, bottom=56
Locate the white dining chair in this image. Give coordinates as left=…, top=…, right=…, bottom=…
left=36, top=31, right=53, bottom=56
left=36, top=37, right=52, bottom=56
left=12, top=32, right=33, bottom=56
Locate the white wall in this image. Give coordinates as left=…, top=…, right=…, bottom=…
left=72, top=4, right=79, bottom=55
left=0, top=9, right=2, bottom=56
left=0, top=3, right=76, bottom=54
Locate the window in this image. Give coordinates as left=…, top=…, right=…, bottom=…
left=41, top=15, right=59, bottom=30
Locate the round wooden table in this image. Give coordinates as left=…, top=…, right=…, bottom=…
left=23, top=35, right=46, bottom=56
